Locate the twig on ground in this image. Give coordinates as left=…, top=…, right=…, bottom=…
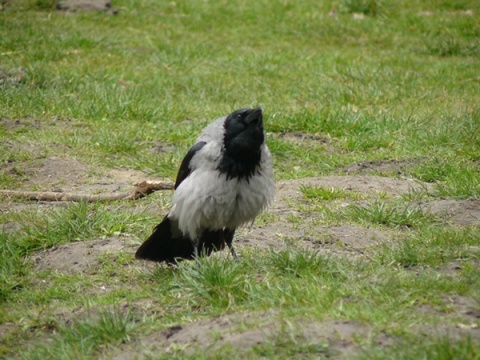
left=0, top=180, right=174, bottom=202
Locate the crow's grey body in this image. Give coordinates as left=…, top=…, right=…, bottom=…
left=135, top=108, right=274, bottom=263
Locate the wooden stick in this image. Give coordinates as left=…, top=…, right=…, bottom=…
left=0, top=180, right=174, bottom=202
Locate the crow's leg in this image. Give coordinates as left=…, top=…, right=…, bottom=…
left=192, top=238, right=200, bottom=261
left=224, top=228, right=238, bottom=260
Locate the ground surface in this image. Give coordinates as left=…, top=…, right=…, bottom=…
left=2, top=142, right=479, bottom=358
left=1, top=0, right=479, bottom=357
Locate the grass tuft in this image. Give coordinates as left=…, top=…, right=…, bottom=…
left=19, top=310, right=137, bottom=360
left=358, top=335, right=479, bottom=360
left=0, top=231, right=31, bottom=303
left=343, top=201, right=437, bottom=228
left=377, top=225, right=480, bottom=268
left=14, top=202, right=147, bottom=253
left=252, top=325, right=332, bottom=358
left=172, top=256, right=250, bottom=309
left=340, top=0, right=385, bottom=16
left=267, top=247, right=346, bottom=281
left=426, top=35, right=480, bottom=57
left=300, top=185, right=362, bottom=201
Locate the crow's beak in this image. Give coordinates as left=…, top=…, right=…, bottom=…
left=245, top=107, right=263, bottom=125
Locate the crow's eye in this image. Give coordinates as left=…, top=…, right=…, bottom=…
left=236, top=114, right=242, bottom=119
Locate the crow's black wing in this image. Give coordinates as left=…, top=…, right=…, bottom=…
left=174, top=141, right=207, bottom=189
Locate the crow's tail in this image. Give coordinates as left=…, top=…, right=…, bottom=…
left=135, top=216, right=228, bottom=263
left=135, top=216, right=192, bottom=263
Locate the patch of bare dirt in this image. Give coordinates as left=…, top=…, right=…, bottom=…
left=3, top=156, right=154, bottom=195
left=148, top=140, right=176, bottom=154
left=33, top=237, right=137, bottom=274
left=275, top=176, right=433, bottom=202
left=0, top=322, right=17, bottom=342
left=112, top=306, right=478, bottom=359
left=2, top=141, right=47, bottom=163
left=112, top=311, right=386, bottom=359
left=0, top=116, right=43, bottom=132
left=57, top=0, right=118, bottom=14
left=333, top=159, right=423, bottom=176
left=415, top=294, right=480, bottom=341
left=443, top=295, right=480, bottom=322
left=416, top=199, right=480, bottom=225
left=0, top=116, right=77, bottom=133
left=270, top=131, right=337, bottom=152
left=419, top=9, right=474, bottom=16
left=271, top=131, right=330, bottom=144
left=240, top=223, right=392, bottom=259
left=50, top=299, right=164, bottom=328
left=0, top=67, right=25, bottom=86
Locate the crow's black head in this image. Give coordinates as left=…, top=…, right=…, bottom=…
left=223, top=107, right=264, bottom=154
left=218, top=107, right=265, bottom=180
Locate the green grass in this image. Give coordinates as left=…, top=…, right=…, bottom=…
left=377, top=225, right=480, bottom=268
left=20, top=309, right=138, bottom=360
left=300, top=185, right=363, bottom=201
left=1, top=0, right=480, bottom=181
left=1, top=221, right=479, bottom=358
left=358, top=336, right=480, bottom=360
left=0, top=232, right=30, bottom=303
left=6, top=201, right=149, bottom=252
left=342, top=201, right=438, bottom=228
left=1, top=0, right=480, bottom=358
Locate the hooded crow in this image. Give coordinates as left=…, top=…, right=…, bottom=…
left=135, top=107, right=275, bottom=263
